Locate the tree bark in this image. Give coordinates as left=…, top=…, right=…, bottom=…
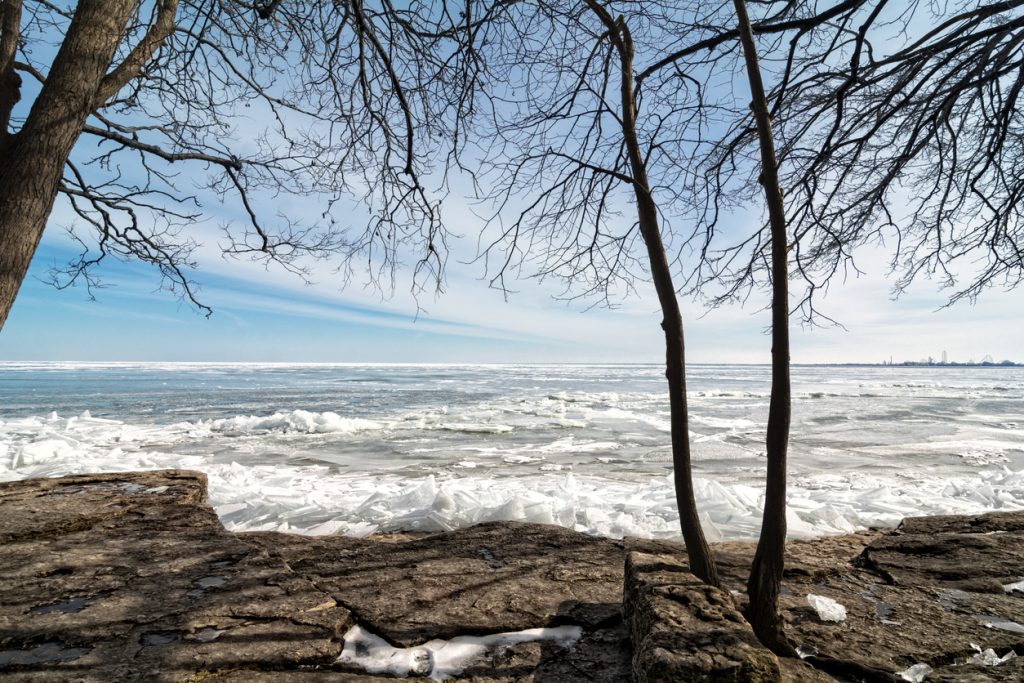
left=0, top=0, right=139, bottom=330
left=0, top=0, right=23, bottom=146
left=585, top=0, right=720, bottom=588
left=732, top=0, right=796, bottom=656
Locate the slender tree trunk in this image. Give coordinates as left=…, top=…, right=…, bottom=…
left=0, top=0, right=139, bottom=331
left=732, top=0, right=796, bottom=656
left=585, top=0, right=720, bottom=587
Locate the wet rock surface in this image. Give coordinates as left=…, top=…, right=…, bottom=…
left=1, top=470, right=1022, bottom=682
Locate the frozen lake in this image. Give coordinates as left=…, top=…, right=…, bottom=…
left=2, top=362, right=1022, bottom=540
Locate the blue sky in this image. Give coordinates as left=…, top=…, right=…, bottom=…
left=2, top=225, right=1021, bottom=364
left=2, top=4, right=1021, bottom=365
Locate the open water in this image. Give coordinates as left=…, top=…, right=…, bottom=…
left=1, top=362, right=1022, bottom=540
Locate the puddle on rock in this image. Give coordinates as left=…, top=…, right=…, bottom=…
left=860, top=585, right=899, bottom=624
left=0, top=641, right=91, bottom=666
left=187, top=575, right=226, bottom=599
left=196, top=576, right=226, bottom=589
left=478, top=547, right=503, bottom=569
left=30, top=596, right=95, bottom=615
left=936, top=589, right=971, bottom=611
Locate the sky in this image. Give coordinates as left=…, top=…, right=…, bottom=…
left=2, top=220, right=1020, bottom=365
left=2, top=4, right=1021, bottom=365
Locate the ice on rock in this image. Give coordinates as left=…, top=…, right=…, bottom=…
left=897, top=663, right=932, bottom=682
left=1003, top=578, right=1024, bottom=594
left=337, top=624, right=582, bottom=680
left=807, top=594, right=847, bottom=622
left=969, top=643, right=1018, bottom=666
left=795, top=644, right=819, bottom=659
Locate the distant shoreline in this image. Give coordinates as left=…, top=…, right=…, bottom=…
left=0, top=360, right=1020, bottom=367
left=799, top=362, right=1021, bottom=368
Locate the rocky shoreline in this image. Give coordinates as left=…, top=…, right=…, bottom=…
left=0, top=470, right=1022, bottom=681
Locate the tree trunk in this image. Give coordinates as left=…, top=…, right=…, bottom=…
left=732, top=0, right=796, bottom=656
left=585, top=1, right=720, bottom=587
left=0, top=0, right=139, bottom=331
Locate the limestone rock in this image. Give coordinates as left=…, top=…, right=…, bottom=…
left=2, top=470, right=1022, bottom=683
left=623, top=551, right=781, bottom=682
left=0, top=471, right=349, bottom=682
left=778, top=511, right=1024, bottom=681
left=243, top=520, right=627, bottom=645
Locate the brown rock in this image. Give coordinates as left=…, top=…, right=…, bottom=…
left=776, top=511, right=1024, bottom=681
left=623, top=551, right=781, bottom=682
left=3, top=470, right=1022, bottom=683
left=0, top=471, right=635, bottom=682
left=0, top=471, right=349, bottom=682
left=244, top=520, right=628, bottom=645
left=861, top=516, right=1024, bottom=586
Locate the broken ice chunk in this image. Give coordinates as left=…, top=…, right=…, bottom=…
left=970, top=645, right=1017, bottom=666
left=897, top=663, right=932, bottom=682
left=807, top=594, right=847, bottom=622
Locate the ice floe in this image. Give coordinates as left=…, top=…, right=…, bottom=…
left=2, top=362, right=1023, bottom=542
left=205, top=410, right=383, bottom=435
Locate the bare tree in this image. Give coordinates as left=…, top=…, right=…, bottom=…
left=685, top=0, right=1024, bottom=318
left=0, top=0, right=462, bottom=330
left=458, top=0, right=1024, bottom=654
left=458, top=0, right=729, bottom=586
left=732, top=0, right=794, bottom=657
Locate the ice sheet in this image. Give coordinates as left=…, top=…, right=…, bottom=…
left=2, top=363, right=1023, bottom=541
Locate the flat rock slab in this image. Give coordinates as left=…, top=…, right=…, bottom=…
left=3, top=470, right=1022, bottom=682
left=0, top=471, right=351, bottom=682
left=244, top=521, right=634, bottom=681
left=773, top=511, right=1024, bottom=681
left=624, top=551, right=781, bottom=682
left=244, top=521, right=627, bottom=645
left=0, top=472, right=635, bottom=682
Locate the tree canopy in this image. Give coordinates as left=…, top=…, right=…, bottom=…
left=0, top=0, right=470, bottom=327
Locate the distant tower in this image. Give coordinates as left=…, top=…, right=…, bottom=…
left=942, top=350, right=948, bottom=364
